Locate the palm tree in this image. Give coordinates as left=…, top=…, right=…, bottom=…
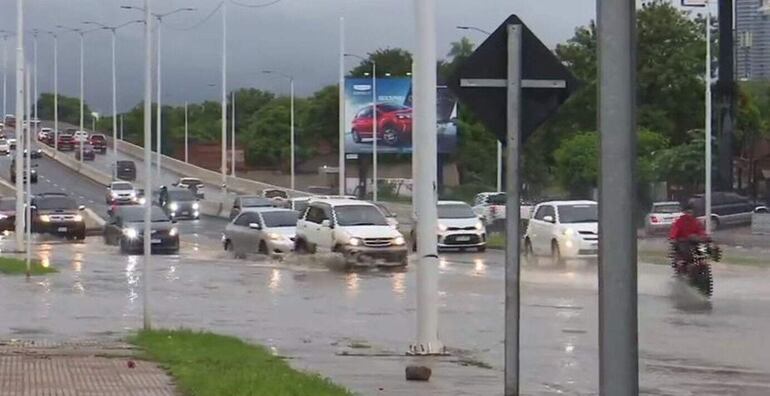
left=448, top=37, right=475, bottom=61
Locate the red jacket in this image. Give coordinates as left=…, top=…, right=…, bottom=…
left=669, top=214, right=706, bottom=240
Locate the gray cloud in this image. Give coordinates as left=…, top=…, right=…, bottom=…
left=0, top=0, right=595, bottom=115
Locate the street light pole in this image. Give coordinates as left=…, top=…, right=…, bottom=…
left=411, top=0, right=442, bottom=355
left=338, top=17, right=346, bottom=195
left=14, top=0, right=24, bottom=253
left=79, top=32, right=84, bottom=163
left=184, top=101, right=188, bottom=163
left=32, top=31, right=38, bottom=145
left=221, top=0, right=228, bottom=194
left=231, top=91, right=235, bottom=177
left=142, top=0, right=154, bottom=331
left=51, top=32, right=58, bottom=154
left=1, top=33, right=7, bottom=120
left=705, top=4, right=712, bottom=233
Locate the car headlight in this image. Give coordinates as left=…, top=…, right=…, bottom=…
left=475, top=221, right=484, bottom=231
left=123, top=228, right=138, bottom=239
left=393, top=236, right=406, bottom=246
left=138, top=197, right=147, bottom=205
left=111, top=192, right=119, bottom=198
left=192, top=202, right=200, bottom=210
left=129, top=191, right=136, bottom=197
left=0, top=214, right=7, bottom=220
left=348, top=237, right=362, bottom=246
left=40, top=215, right=51, bottom=222
left=437, top=224, right=448, bottom=232
left=73, top=215, right=83, bottom=222
left=169, top=202, right=179, bottom=211
left=169, top=227, right=178, bottom=237
left=267, top=232, right=282, bottom=241
left=562, top=228, right=575, bottom=237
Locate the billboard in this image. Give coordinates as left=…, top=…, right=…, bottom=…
left=344, top=77, right=458, bottom=154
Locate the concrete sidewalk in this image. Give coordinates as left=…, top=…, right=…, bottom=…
left=0, top=340, right=175, bottom=396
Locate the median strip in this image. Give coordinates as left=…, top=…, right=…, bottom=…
left=0, top=256, right=57, bottom=275
left=130, top=329, right=352, bottom=396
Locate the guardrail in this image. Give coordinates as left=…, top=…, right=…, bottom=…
left=114, top=139, right=311, bottom=198
left=39, top=144, right=229, bottom=219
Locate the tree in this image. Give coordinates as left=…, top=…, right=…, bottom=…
left=349, top=48, right=413, bottom=77
left=299, top=85, right=339, bottom=146
left=37, top=93, right=95, bottom=127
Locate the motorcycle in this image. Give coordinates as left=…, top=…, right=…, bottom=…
left=669, top=240, right=721, bottom=297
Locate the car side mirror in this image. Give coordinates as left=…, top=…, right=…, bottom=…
left=30, top=205, right=36, bottom=210
left=543, top=215, right=555, bottom=223
left=78, top=205, right=85, bottom=211
left=321, top=219, right=331, bottom=228
left=171, top=219, right=178, bottom=224
left=249, top=222, right=261, bottom=230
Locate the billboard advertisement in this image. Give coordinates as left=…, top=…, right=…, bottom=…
left=344, top=77, right=458, bottom=154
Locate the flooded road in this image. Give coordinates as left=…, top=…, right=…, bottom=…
left=1, top=235, right=769, bottom=395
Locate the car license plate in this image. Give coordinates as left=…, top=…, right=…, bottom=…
left=151, top=239, right=162, bottom=244
left=456, top=236, right=471, bottom=242
left=182, top=211, right=189, bottom=216
left=57, top=227, right=67, bottom=232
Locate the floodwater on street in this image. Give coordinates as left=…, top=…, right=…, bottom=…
left=1, top=234, right=769, bottom=395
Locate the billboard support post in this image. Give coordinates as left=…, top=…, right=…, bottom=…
left=372, top=62, right=378, bottom=201
left=338, top=17, right=346, bottom=195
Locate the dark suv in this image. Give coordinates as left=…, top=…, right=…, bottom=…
left=116, top=160, right=136, bottom=181
left=689, top=192, right=759, bottom=230
left=103, top=205, right=179, bottom=254
left=31, top=193, right=86, bottom=240
left=159, top=187, right=200, bottom=220
left=10, top=158, right=38, bottom=184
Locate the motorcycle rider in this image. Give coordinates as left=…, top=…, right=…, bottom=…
left=669, top=202, right=707, bottom=268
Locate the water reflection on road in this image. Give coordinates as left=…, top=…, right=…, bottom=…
left=0, top=237, right=768, bottom=394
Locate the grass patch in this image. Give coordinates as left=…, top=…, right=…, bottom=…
left=130, top=329, right=352, bottom=396
left=487, top=233, right=505, bottom=249
left=0, top=256, right=57, bottom=275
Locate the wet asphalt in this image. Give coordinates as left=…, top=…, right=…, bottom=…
left=1, top=132, right=769, bottom=394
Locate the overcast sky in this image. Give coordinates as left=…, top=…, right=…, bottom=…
left=0, top=0, right=598, bottom=115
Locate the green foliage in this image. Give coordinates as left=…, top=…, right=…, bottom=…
left=131, top=329, right=352, bottom=396
left=349, top=48, right=412, bottom=77
left=655, top=131, right=707, bottom=192
left=37, top=93, right=95, bottom=127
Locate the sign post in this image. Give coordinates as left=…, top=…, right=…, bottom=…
left=449, top=15, right=577, bottom=396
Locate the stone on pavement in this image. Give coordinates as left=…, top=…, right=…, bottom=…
left=405, top=365, right=432, bottom=381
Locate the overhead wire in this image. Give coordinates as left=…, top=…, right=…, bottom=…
left=164, top=1, right=224, bottom=32
left=229, top=0, right=285, bottom=8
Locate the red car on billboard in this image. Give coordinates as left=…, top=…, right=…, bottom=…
left=351, top=103, right=412, bottom=146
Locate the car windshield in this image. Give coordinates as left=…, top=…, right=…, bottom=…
left=112, top=182, right=133, bottom=191
left=91, top=135, right=105, bottom=141
left=438, top=203, right=476, bottom=219
left=264, top=190, right=288, bottom=199
left=652, top=204, right=681, bottom=213
left=558, top=204, right=598, bottom=224
left=241, top=197, right=272, bottom=207
left=486, top=193, right=506, bottom=205
left=168, top=190, right=195, bottom=201
left=334, top=205, right=388, bottom=226
left=35, top=197, right=78, bottom=210
left=262, top=211, right=299, bottom=227
left=121, top=206, right=169, bottom=222
left=0, top=198, right=15, bottom=211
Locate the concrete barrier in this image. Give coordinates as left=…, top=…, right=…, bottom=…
left=115, top=140, right=311, bottom=198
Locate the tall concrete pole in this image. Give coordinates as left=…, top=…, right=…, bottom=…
left=597, top=0, right=638, bottom=394
left=338, top=17, right=346, bottom=195
left=111, top=28, right=118, bottom=179
left=290, top=78, right=295, bottom=190
left=410, top=0, right=442, bottom=356
left=155, top=16, right=162, bottom=177
left=2, top=35, right=7, bottom=120
left=371, top=62, right=377, bottom=201
left=78, top=32, right=84, bottom=164
left=52, top=33, right=58, bottom=154
left=231, top=90, right=236, bottom=177
left=184, top=101, right=188, bottom=163
left=220, top=0, right=228, bottom=194
left=705, top=6, right=712, bottom=233
left=717, top=0, right=734, bottom=190
left=24, top=64, right=31, bottom=275
left=142, top=0, right=154, bottom=331
left=14, top=0, right=24, bottom=253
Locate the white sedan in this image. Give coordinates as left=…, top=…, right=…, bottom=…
left=223, top=208, right=299, bottom=256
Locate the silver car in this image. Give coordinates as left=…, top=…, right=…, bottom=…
left=223, top=208, right=299, bottom=256
left=644, top=201, right=682, bottom=235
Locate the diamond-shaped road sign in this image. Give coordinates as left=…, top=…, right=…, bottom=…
left=447, top=15, right=579, bottom=144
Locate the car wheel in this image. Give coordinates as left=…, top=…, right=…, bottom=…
left=294, top=238, right=308, bottom=254
left=75, top=232, right=86, bottom=241
left=551, top=240, right=564, bottom=266
left=477, top=244, right=486, bottom=253
left=352, top=129, right=362, bottom=143
left=258, top=240, right=268, bottom=255
left=410, top=232, right=417, bottom=252
left=383, top=125, right=400, bottom=146
left=524, top=238, right=538, bottom=265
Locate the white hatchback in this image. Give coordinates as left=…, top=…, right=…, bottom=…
left=524, top=200, right=598, bottom=263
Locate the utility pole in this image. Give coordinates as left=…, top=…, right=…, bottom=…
left=597, top=0, right=638, bottom=394
left=142, top=0, right=153, bottom=331
left=338, top=17, right=346, bottom=195
left=221, top=0, right=228, bottom=194
left=14, top=0, right=25, bottom=254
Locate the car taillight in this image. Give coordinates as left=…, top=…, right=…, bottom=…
left=650, top=215, right=659, bottom=224
left=490, top=206, right=497, bottom=215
